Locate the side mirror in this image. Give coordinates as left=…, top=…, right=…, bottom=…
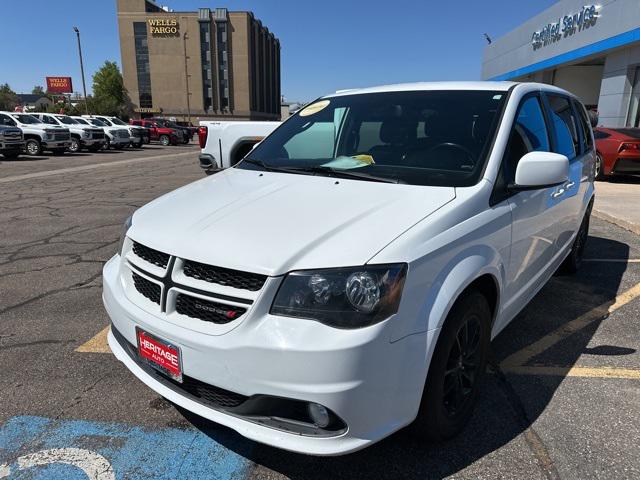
left=510, top=151, right=568, bottom=190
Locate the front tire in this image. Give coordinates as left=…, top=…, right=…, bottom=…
left=411, top=291, right=491, bottom=442
left=69, top=137, right=80, bottom=153
left=160, top=135, right=170, bottom=146
left=25, top=139, right=42, bottom=156
left=2, top=150, right=20, bottom=159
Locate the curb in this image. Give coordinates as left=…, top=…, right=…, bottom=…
left=592, top=209, right=640, bottom=236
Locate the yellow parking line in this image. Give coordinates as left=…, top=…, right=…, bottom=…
left=503, top=365, right=640, bottom=379
left=75, top=326, right=111, bottom=353
left=584, top=258, right=640, bottom=263
left=501, top=282, right=640, bottom=369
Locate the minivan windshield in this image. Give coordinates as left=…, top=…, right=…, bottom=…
left=238, top=90, right=507, bottom=186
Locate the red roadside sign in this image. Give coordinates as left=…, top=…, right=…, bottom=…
left=46, top=77, right=73, bottom=94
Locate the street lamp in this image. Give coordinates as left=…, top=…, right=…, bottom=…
left=182, top=30, right=192, bottom=122
left=73, top=26, right=89, bottom=115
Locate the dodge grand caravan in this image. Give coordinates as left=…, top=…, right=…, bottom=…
left=103, top=82, right=595, bottom=455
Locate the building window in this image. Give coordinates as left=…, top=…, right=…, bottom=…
left=133, top=22, right=153, bottom=108
left=627, top=66, right=640, bottom=127
left=216, top=22, right=230, bottom=111
left=199, top=22, right=213, bottom=111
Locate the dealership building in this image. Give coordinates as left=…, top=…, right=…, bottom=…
left=482, top=0, right=640, bottom=127
left=117, top=0, right=281, bottom=121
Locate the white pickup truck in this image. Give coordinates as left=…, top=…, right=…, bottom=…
left=32, top=113, right=105, bottom=153
left=0, top=111, right=71, bottom=156
left=198, top=121, right=280, bottom=174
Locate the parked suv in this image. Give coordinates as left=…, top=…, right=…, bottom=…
left=33, top=113, right=105, bottom=153
left=148, top=117, right=192, bottom=143
left=104, top=82, right=594, bottom=455
left=73, top=116, right=130, bottom=149
left=0, top=123, right=24, bottom=159
left=89, top=115, right=147, bottom=148
left=130, top=119, right=180, bottom=146
left=0, top=111, right=70, bottom=155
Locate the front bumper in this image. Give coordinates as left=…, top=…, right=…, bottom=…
left=42, top=140, right=70, bottom=149
left=80, top=138, right=105, bottom=147
left=102, top=255, right=432, bottom=455
left=0, top=140, right=24, bottom=150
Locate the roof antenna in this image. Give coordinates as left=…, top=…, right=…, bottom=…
left=483, top=33, right=492, bottom=44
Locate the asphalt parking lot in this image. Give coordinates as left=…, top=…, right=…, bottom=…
left=0, top=147, right=639, bottom=479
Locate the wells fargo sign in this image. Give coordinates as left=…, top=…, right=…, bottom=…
left=148, top=18, right=179, bottom=36
left=46, top=76, right=73, bottom=94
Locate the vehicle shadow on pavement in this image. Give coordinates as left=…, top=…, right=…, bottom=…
left=178, top=232, right=629, bottom=479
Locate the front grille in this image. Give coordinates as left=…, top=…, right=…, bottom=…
left=91, top=130, right=105, bottom=139
left=54, top=133, right=70, bottom=141
left=183, top=260, right=267, bottom=291
left=175, top=293, right=246, bottom=324
left=3, top=129, right=21, bottom=138
left=116, top=129, right=129, bottom=138
left=130, top=129, right=142, bottom=137
left=132, top=241, right=169, bottom=268
left=132, top=272, right=161, bottom=304
left=112, top=325, right=248, bottom=409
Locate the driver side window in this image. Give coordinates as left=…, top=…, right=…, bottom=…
left=504, top=96, right=550, bottom=183
left=492, top=95, right=550, bottom=204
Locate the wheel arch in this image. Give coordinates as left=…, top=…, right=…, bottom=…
left=230, top=138, right=261, bottom=166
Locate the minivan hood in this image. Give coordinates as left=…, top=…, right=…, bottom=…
left=129, top=168, right=456, bottom=275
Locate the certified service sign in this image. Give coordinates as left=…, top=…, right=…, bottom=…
left=531, top=5, right=598, bottom=50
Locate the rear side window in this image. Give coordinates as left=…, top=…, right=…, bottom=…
left=0, top=114, right=15, bottom=126
left=573, top=99, right=594, bottom=152
left=547, top=95, right=579, bottom=159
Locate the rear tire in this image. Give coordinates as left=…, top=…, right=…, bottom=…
left=558, top=204, right=591, bottom=275
left=411, top=291, right=491, bottom=442
left=160, top=135, right=170, bottom=146
left=595, top=153, right=608, bottom=181
left=25, top=139, right=42, bottom=156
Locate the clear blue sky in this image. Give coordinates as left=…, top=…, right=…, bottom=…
left=1, top=0, right=558, bottom=102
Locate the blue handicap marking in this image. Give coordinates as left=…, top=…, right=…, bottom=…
left=0, top=416, right=252, bottom=479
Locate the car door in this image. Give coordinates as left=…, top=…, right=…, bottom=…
left=543, top=94, right=583, bottom=256
left=495, top=94, right=564, bottom=324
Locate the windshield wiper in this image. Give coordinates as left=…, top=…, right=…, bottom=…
left=289, top=165, right=402, bottom=184
left=241, top=158, right=303, bottom=174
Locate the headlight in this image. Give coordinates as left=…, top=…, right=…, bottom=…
left=271, top=264, right=407, bottom=328
left=45, top=133, right=54, bottom=140
left=117, top=215, right=133, bottom=255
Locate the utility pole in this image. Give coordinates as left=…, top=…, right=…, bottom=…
left=73, top=26, right=89, bottom=115
left=183, top=30, right=192, bottom=122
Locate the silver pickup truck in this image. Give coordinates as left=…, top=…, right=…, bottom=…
left=0, top=124, right=25, bottom=159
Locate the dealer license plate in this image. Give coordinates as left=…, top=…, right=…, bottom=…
left=136, top=328, right=183, bottom=383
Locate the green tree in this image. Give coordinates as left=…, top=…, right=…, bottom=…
left=0, top=83, right=19, bottom=111
left=91, top=61, right=131, bottom=116
left=32, top=85, right=46, bottom=97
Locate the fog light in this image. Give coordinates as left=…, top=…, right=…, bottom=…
left=308, top=403, right=330, bottom=428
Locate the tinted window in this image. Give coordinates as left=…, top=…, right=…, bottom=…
left=240, top=90, right=507, bottom=187
left=503, top=96, right=550, bottom=183
left=0, top=114, right=15, bottom=126
left=547, top=95, right=579, bottom=159
left=573, top=99, right=593, bottom=152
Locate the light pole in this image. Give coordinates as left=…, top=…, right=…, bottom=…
left=73, top=26, right=89, bottom=115
left=183, top=30, right=191, bottom=122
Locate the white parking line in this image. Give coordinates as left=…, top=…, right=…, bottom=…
left=0, top=151, right=195, bottom=184
left=584, top=258, right=640, bottom=263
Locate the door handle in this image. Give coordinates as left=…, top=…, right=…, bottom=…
left=551, top=188, right=565, bottom=198
left=565, top=181, right=575, bottom=189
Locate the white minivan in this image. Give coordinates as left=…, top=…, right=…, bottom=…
left=103, top=82, right=594, bottom=455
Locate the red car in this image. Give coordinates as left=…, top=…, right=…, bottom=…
left=130, top=119, right=180, bottom=146
left=594, top=127, right=640, bottom=180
